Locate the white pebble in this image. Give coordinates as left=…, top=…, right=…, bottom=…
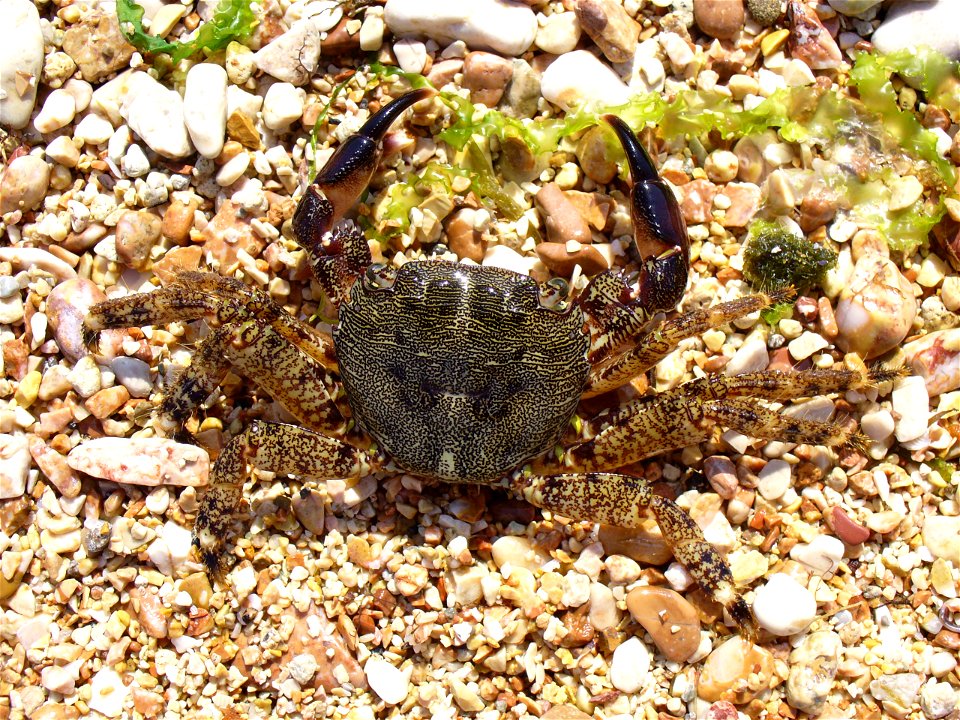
left=724, top=337, right=769, bottom=376
left=254, top=19, right=322, bottom=85
left=753, top=573, right=817, bottom=636
left=788, top=331, right=830, bottom=361
left=0, top=0, right=44, bottom=129
left=183, top=63, right=228, bottom=159
left=121, top=144, right=150, bottom=178
left=120, top=72, right=193, bottom=158
left=790, top=535, right=845, bottom=577
left=535, top=11, right=581, bottom=55
left=393, top=38, right=428, bottom=74
left=88, top=668, right=130, bottom=717
left=74, top=113, right=115, bottom=144
left=34, top=89, right=76, bottom=133
left=0, top=434, right=30, bottom=500
left=216, top=152, right=250, bottom=186
left=111, top=356, right=153, bottom=398
left=861, top=408, right=895, bottom=442
left=540, top=50, right=630, bottom=111
left=610, top=636, right=651, bottom=693
left=365, top=657, right=410, bottom=705
left=892, top=375, right=930, bottom=443
left=263, top=82, right=305, bottom=131
left=757, top=459, right=792, bottom=500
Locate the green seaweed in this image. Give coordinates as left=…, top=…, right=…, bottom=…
left=743, top=220, right=837, bottom=293
left=117, top=0, right=259, bottom=63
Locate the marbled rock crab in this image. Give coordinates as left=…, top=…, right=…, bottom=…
left=84, top=89, right=893, bottom=633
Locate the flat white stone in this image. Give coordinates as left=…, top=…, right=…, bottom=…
left=119, top=72, right=193, bottom=158
left=74, top=114, right=116, bottom=145
left=183, top=63, right=228, bottom=159
left=757, top=459, right=792, bottom=501
left=384, top=0, right=537, bottom=57
left=34, top=89, right=76, bottom=134
left=254, top=19, right=322, bottom=86
left=88, top=668, right=130, bottom=717
left=790, top=535, right=845, bottom=577
left=0, top=0, right=44, bottom=129
left=753, top=573, right=817, bottom=636
left=724, top=337, right=769, bottom=376
left=67, top=437, right=209, bottom=486
left=365, top=657, right=410, bottom=705
left=892, top=375, right=930, bottom=443
left=262, top=82, right=305, bottom=130
left=0, top=434, right=30, bottom=499
left=541, top=50, right=630, bottom=111
left=873, top=0, right=960, bottom=61
left=610, top=636, right=651, bottom=693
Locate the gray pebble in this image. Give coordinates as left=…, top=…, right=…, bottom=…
left=786, top=631, right=841, bottom=716
left=0, top=276, right=21, bottom=298
left=287, top=653, right=318, bottom=685
left=111, top=356, right=153, bottom=398
left=82, top=519, right=111, bottom=556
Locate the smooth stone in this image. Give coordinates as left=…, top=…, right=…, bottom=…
left=724, top=337, right=769, bottom=377
left=626, top=586, right=701, bottom=662
left=609, top=636, right=651, bottom=693
left=753, top=573, right=817, bottom=636
left=365, top=657, right=409, bottom=705
left=892, top=375, right=930, bottom=443
left=115, top=210, right=162, bottom=269
left=183, top=63, right=228, bottom=159
left=0, top=155, right=50, bottom=214
left=698, top=636, right=775, bottom=703
left=598, top=522, right=672, bottom=566
left=703, top=456, right=738, bottom=499
left=67, top=438, right=210, bottom=487
left=831, top=506, right=871, bottom=545
left=922, top=515, right=960, bottom=565
left=756, top=459, right=792, bottom=501
left=575, top=0, right=641, bottom=63
left=694, top=0, right=745, bottom=39
left=0, top=0, right=44, bottom=129
left=74, top=114, right=115, bottom=145
left=34, top=88, right=77, bottom=134
left=88, top=668, right=130, bottom=717
left=541, top=50, right=629, bottom=111
left=46, top=278, right=120, bottom=363
left=873, top=0, right=960, bottom=61
left=110, top=357, right=153, bottom=398
left=786, top=631, right=841, bottom=716
left=903, top=329, right=960, bottom=397
left=384, top=0, right=537, bottom=57
left=254, top=19, right=322, bottom=85
left=491, top=535, right=550, bottom=572
left=535, top=12, right=580, bottom=55
left=263, top=82, right=306, bottom=130
left=120, top=72, right=193, bottom=158
left=827, top=0, right=881, bottom=15
left=0, top=434, right=30, bottom=499
left=790, top=535, right=844, bottom=577
left=920, top=682, right=958, bottom=720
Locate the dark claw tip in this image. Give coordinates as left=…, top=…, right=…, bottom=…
left=358, top=87, right=437, bottom=141
left=602, top=114, right=658, bottom=182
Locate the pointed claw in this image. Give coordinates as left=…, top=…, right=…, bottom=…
left=294, top=88, right=435, bottom=245
left=603, top=115, right=690, bottom=313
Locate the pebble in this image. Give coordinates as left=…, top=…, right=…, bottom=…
left=920, top=681, right=958, bottom=720
left=703, top=456, right=738, bottom=499
left=831, top=506, right=870, bottom=545
left=491, top=535, right=550, bottom=572
left=724, top=337, right=768, bottom=377
left=88, top=668, right=130, bottom=717
left=790, top=535, right=844, bottom=577
left=747, top=0, right=782, bottom=26
left=254, top=19, right=323, bottom=85
left=34, top=88, right=76, bottom=134
left=609, top=636, right=651, bottom=694
left=835, top=254, right=916, bottom=359
left=82, top=519, right=111, bottom=556
left=131, top=587, right=169, bottom=639
left=184, top=63, right=228, bottom=159
left=870, top=673, right=923, bottom=718
left=0, top=434, right=30, bottom=499
left=535, top=12, right=580, bottom=55
left=110, top=357, right=153, bottom=398
left=120, top=72, right=193, bottom=158
left=891, top=375, right=930, bottom=443
left=599, top=522, right=672, bottom=566
left=698, top=636, right=775, bottom=703
left=384, top=0, right=537, bottom=57
left=263, top=82, right=306, bottom=131
left=216, top=152, right=250, bottom=186
left=462, top=51, right=514, bottom=107
left=46, top=135, right=80, bottom=168
left=786, top=631, right=841, bottom=715
left=903, top=329, right=960, bottom=397
left=0, top=293, right=23, bottom=324
left=365, top=657, right=409, bottom=705
left=67, top=437, right=210, bottom=487
left=575, top=0, right=641, bottom=63
left=146, top=521, right=193, bottom=574
left=61, top=14, right=134, bottom=83
left=827, top=0, right=881, bottom=15
left=753, top=573, right=817, bottom=636
left=873, top=0, right=960, bottom=60
left=115, top=210, right=162, bottom=269
left=121, top=144, right=150, bottom=178
left=29, top=435, right=82, bottom=498
left=787, top=0, right=843, bottom=70
left=756, top=459, right=792, bottom=501
left=626, top=586, right=701, bottom=662
left=922, top=516, right=960, bottom=565
left=541, top=50, right=630, bottom=111
left=85, top=385, right=130, bottom=419
left=0, top=0, right=44, bottom=129
left=74, top=113, right=115, bottom=145
left=0, top=155, right=51, bottom=214
left=536, top=183, right=592, bottom=246
left=292, top=488, right=326, bottom=534
left=694, top=0, right=745, bottom=40
left=288, top=653, right=319, bottom=686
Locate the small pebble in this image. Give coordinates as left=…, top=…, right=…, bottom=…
left=786, top=631, right=841, bottom=715
left=365, top=657, right=409, bottom=705
left=0, top=434, right=31, bottom=499
left=752, top=573, right=817, bottom=636
left=88, top=668, right=130, bottom=717
left=254, top=19, right=322, bottom=85
left=0, top=155, right=51, bottom=214
left=183, top=63, right=228, bottom=159
left=67, top=437, right=210, bottom=486
left=756, top=459, right=792, bottom=501
left=626, top=586, right=701, bottom=662
left=698, top=636, right=775, bottom=703
left=790, top=535, right=844, bottom=577
left=491, top=535, right=550, bottom=572
left=609, top=636, right=651, bottom=694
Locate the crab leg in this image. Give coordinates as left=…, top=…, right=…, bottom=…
left=293, top=89, right=434, bottom=308
left=565, top=364, right=891, bottom=472
left=513, top=471, right=752, bottom=632
left=194, top=421, right=374, bottom=575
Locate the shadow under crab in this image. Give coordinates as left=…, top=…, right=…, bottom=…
left=84, top=89, right=897, bottom=635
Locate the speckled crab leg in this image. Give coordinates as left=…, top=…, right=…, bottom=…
left=195, top=420, right=373, bottom=576
left=565, top=364, right=893, bottom=473
left=513, top=471, right=753, bottom=632
left=293, top=88, right=434, bottom=308
left=584, top=288, right=791, bottom=398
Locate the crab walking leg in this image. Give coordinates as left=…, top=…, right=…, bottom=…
left=195, top=421, right=373, bottom=575
left=155, top=327, right=233, bottom=433
left=84, top=271, right=339, bottom=372
left=584, top=289, right=790, bottom=397
left=513, top=472, right=753, bottom=631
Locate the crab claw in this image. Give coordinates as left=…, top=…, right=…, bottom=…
left=293, top=88, right=436, bottom=247
left=603, top=115, right=690, bottom=313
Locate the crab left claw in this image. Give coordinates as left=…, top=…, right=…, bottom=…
left=293, top=87, right=436, bottom=249
left=604, top=115, right=690, bottom=313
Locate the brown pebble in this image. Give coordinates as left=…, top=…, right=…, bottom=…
left=445, top=208, right=487, bottom=263
left=830, top=506, right=870, bottom=545
left=131, top=586, right=169, bottom=639
left=85, top=385, right=130, bottom=419
left=463, top=51, right=514, bottom=107
left=698, top=635, right=776, bottom=703
left=161, top=199, right=199, bottom=244
left=576, top=125, right=619, bottom=185
left=704, top=701, right=739, bottom=720
left=787, top=1, right=842, bottom=70
left=694, top=0, right=745, bottom=40
left=536, top=242, right=608, bottom=277
left=599, top=522, right=673, bottom=565
left=626, top=586, right=701, bottom=662
left=542, top=705, right=593, bottom=720
left=153, top=245, right=204, bottom=285
left=115, top=210, right=162, bottom=269
left=678, top=179, right=719, bottom=225
left=226, top=111, right=262, bottom=150
left=560, top=605, right=595, bottom=648
left=703, top=456, right=739, bottom=499
left=47, top=278, right=123, bottom=362
left=575, top=0, right=641, bottom=63
left=536, top=183, right=592, bottom=245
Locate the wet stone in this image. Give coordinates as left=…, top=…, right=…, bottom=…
left=698, top=636, right=776, bottom=703
left=694, top=0, right=745, bottom=39
left=626, top=585, right=701, bottom=662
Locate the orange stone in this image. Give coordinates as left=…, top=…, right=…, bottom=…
left=626, top=586, right=701, bottom=662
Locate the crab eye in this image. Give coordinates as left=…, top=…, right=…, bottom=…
left=539, top=277, right=570, bottom=312
left=364, top=263, right=396, bottom=290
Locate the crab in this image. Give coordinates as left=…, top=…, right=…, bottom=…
left=84, top=89, right=891, bottom=634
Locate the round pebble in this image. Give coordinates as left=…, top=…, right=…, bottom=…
left=0, top=155, right=51, bottom=214
left=46, top=278, right=120, bottom=362
left=626, top=586, right=701, bottom=662
left=752, top=573, right=817, bottom=636
left=609, top=636, right=651, bottom=694
left=110, top=356, right=153, bottom=398
left=698, top=635, right=775, bottom=703
left=365, top=657, right=409, bottom=705
left=183, top=63, right=228, bottom=159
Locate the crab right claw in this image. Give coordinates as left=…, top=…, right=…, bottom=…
left=293, top=87, right=436, bottom=248
left=604, top=115, right=690, bottom=313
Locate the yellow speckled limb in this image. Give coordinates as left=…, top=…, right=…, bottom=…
left=194, top=420, right=373, bottom=575
left=85, top=271, right=339, bottom=372
left=584, top=289, right=790, bottom=398
left=515, top=472, right=753, bottom=632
